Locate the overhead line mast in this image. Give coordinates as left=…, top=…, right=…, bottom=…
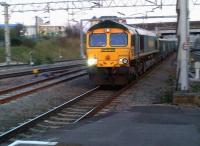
left=0, top=3, right=11, bottom=65
left=176, top=0, right=190, bottom=90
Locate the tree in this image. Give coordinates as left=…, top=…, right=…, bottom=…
left=10, top=24, right=26, bottom=38
left=65, top=25, right=80, bottom=37
left=0, top=23, right=27, bottom=46
left=10, top=24, right=26, bottom=46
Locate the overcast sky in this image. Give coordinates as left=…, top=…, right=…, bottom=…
left=0, top=0, right=200, bottom=26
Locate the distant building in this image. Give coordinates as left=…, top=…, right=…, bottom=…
left=25, top=25, right=36, bottom=37
left=25, top=25, right=66, bottom=37
left=39, top=25, right=66, bottom=37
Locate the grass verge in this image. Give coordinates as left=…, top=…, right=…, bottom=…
left=0, top=37, right=81, bottom=65
left=161, top=74, right=175, bottom=103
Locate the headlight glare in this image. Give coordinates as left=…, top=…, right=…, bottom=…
left=87, top=58, right=97, bottom=66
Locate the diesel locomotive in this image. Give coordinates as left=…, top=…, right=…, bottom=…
left=86, top=20, right=176, bottom=85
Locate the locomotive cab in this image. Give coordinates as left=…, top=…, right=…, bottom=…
left=87, top=29, right=132, bottom=67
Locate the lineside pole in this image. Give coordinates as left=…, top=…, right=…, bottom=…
left=80, top=20, right=86, bottom=58
left=177, top=0, right=189, bottom=90
left=35, top=16, right=39, bottom=39
left=2, top=3, right=11, bottom=65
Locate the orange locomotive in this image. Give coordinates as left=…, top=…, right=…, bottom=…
left=86, top=20, right=173, bottom=85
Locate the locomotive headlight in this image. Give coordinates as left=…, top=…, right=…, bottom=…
left=87, top=58, right=97, bottom=66
left=119, top=57, right=129, bottom=65
left=122, top=58, right=128, bottom=64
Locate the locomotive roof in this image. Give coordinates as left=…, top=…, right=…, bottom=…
left=88, top=20, right=156, bottom=37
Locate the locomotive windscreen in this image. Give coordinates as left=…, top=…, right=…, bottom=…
left=110, top=33, right=128, bottom=46
left=89, top=33, right=107, bottom=47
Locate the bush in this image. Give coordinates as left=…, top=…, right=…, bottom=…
left=11, top=46, right=32, bottom=63
left=22, top=38, right=36, bottom=48
left=0, top=48, right=5, bottom=62
left=161, top=93, right=173, bottom=103
left=11, top=37, right=23, bottom=46
left=65, top=26, right=80, bottom=37
left=45, top=56, right=54, bottom=64
left=33, top=56, right=42, bottom=65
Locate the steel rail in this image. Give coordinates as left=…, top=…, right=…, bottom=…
left=0, top=67, right=86, bottom=95
left=0, top=86, right=100, bottom=143
left=0, top=69, right=87, bottom=104
left=0, top=63, right=85, bottom=79
left=0, top=63, right=29, bottom=68
left=0, top=58, right=85, bottom=68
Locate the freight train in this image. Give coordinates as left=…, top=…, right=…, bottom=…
left=191, top=37, right=200, bottom=62
left=86, top=20, right=176, bottom=85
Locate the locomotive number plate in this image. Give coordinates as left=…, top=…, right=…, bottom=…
left=101, top=48, right=115, bottom=52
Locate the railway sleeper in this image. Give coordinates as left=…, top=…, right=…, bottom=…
left=50, top=116, right=77, bottom=122
left=29, top=128, right=47, bottom=133
left=62, top=107, right=91, bottom=111
left=37, top=123, right=62, bottom=129
left=35, top=123, right=59, bottom=129
left=43, top=120, right=71, bottom=126
left=58, top=111, right=83, bottom=116
left=55, top=114, right=85, bottom=119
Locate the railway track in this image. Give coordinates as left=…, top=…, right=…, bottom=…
left=0, top=66, right=87, bottom=104
left=0, top=64, right=155, bottom=145
left=0, top=63, right=29, bottom=68
left=0, top=54, right=171, bottom=145
left=0, top=85, right=126, bottom=145
left=0, top=62, right=85, bottom=79
left=0, top=58, right=84, bottom=69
